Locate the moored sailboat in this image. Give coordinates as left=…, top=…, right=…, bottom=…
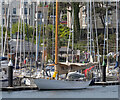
left=34, top=1, right=96, bottom=90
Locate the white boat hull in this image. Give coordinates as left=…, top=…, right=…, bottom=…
left=34, top=79, right=91, bottom=90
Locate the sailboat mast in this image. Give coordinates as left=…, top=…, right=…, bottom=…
left=20, top=0, right=22, bottom=66
left=66, top=30, right=71, bottom=63
left=42, top=1, right=45, bottom=69
left=116, top=0, right=118, bottom=62
left=90, top=0, right=92, bottom=62
left=15, top=0, right=21, bottom=70
left=36, top=2, right=38, bottom=65
left=87, top=2, right=90, bottom=62
left=55, top=0, right=58, bottom=65
left=106, top=2, right=109, bottom=73
left=3, top=1, right=9, bottom=57
left=93, top=1, right=99, bottom=63
left=72, top=8, right=74, bottom=63
left=10, top=0, right=12, bottom=55
left=23, top=0, right=25, bottom=60
left=1, top=0, right=3, bottom=56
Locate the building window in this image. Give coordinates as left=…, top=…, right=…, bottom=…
left=24, top=2, right=28, bottom=6
left=24, top=8, right=27, bottom=15
left=38, top=12, right=42, bottom=19
left=29, top=8, right=30, bottom=15
left=13, top=8, right=16, bottom=14
left=2, top=8, right=5, bottom=14
left=29, top=19, right=30, bottom=25
left=3, top=19, right=4, bottom=25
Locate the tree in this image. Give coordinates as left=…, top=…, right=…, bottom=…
left=95, top=2, right=116, bottom=30
left=45, top=24, right=70, bottom=60
left=12, top=22, right=33, bottom=41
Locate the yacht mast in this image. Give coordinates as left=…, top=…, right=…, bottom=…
left=106, top=2, right=109, bottom=73
left=36, top=2, right=38, bottom=67
left=87, top=2, right=90, bottom=62
left=42, top=1, right=45, bottom=69
left=116, top=0, right=118, bottom=62
left=9, top=0, right=12, bottom=56
left=1, top=0, right=3, bottom=56
left=72, top=8, right=74, bottom=63
left=15, top=0, right=21, bottom=70
left=23, top=0, right=25, bottom=61
left=90, top=0, right=92, bottom=62
left=20, top=0, right=22, bottom=67
left=55, top=0, right=58, bottom=65
left=3, top=1, right=9, bottom=57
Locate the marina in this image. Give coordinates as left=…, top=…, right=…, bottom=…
left=0, top=0, right=120, bottom=99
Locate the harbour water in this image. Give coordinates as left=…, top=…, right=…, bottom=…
left=2, top=85, right=119, bottom=99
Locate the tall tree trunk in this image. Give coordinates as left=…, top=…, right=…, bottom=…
left=72, top=3, right=80, bottom=43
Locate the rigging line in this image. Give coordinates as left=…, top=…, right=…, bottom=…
left=3, top=2, right=10, bottom=57
left=66, top=28, right=71, bottom=63
left=89, top=1, right=95, bottom=62
left=20, top=0, right=22, bottom=67
left=90, top=0, right=92, bottom=62
left=103, top=7, right=107, bottom=62
left=23, top=0, right=25, bottom=61
left=93, top=1, right=100, bottom=62
left=15, top=0, right=21, bottom=70
left=91, top=14, right=95, bottom=62
left=93, top=0, right=101, bottom=77
left=9, top=0, right=12, bottom=56
left=42, top=1, right=45, bottom=70
left=26, top=9, right=30, bottom=58
left=36, top=2, right=38, bottom=62
left=72, top=6, right=74, bottom=63
left=1, top=0, right=3, bottom=56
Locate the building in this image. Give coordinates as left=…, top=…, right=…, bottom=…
left=0, top=0, right=49, bottom=26
left=67, top=2, right=120, bottom=30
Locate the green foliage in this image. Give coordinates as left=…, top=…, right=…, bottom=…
left=12, top=22, right=34, bottom=41
left=45, top=24, right=70, bottom=60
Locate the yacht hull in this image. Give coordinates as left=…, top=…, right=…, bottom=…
left=34, top=79, right=91, bottom=90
